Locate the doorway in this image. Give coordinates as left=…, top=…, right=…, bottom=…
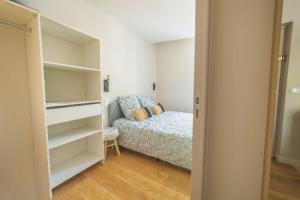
left=272, top=22, right=292, bottom=157
left=263, top=0, right=300, bottom=199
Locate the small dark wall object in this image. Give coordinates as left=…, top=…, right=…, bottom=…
left=153, top=83, right=156, bottom=91
left=104, top=80, right=109, bottom=92
left=104, top=74, right=110, bottom=92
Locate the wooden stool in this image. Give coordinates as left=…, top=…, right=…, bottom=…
left=103, top=127, right=120, bottom=159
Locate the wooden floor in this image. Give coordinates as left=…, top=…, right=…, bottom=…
left=52, top=148, right=191, bottom=200
left=269, top=159, right=300, bottom=200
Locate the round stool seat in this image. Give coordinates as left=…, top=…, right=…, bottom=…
left=103, top=127, right=119, bottom=141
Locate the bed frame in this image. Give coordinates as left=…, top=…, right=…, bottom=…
left=108, top=100, right=124, bottom=126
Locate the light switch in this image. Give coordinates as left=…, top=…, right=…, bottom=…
left=290, top=88, right=300, bottom=95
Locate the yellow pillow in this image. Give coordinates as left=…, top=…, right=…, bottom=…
left=152, top=104, right=162, bottom=115
left=133, top=108, right=148, bottom=122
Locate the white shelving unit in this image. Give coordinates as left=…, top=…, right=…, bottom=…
left=0, top=2, right=103, bottom=199
left=44, top=61, right=101, bottom=73
left=41, top=17, right=104, bottom=190
left=48, top=127, right=101, bottom=149
left=51, top=151, right=100, bottom=188
left=0, top=2, right=52, bottom=199
left=46, top=100, right=101, bottom=109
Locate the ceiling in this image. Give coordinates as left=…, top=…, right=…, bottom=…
left=93, top=0, right=195, bottom=43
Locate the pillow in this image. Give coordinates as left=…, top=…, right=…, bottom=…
left=152, top=103, right=165, bottom=115
left=118, top=95, right=141, bottom=120
left=133, top=107, right=152, bottom=122
left=138, top=96, right=154, bottom=114
left=152, top=104, right=162, bottom=115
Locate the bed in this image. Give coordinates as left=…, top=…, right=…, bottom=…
left=108, top=101, right=192, bottom=170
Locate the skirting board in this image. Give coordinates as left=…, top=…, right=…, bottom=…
left=275, top=153, right=300, bottom=172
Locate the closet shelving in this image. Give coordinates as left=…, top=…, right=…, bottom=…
left=41, top=17, right=104, bottom=189
left=51, top=151, right=100, bottom=187
left=0, top=1, right=104, bottom=199
left=48, top=126, right=101, bottom=150
left=46, top=100, right=101, bottom=109
left=0, top=2, right=51, bottom=199
left=43, top=61, right=101, bottom=73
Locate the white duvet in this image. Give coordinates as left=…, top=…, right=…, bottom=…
left=113, top=111, right=192, bottom=170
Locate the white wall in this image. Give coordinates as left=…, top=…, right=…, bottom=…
left=16, top=0, right=157, bottom=127
left=156, top=38, right=195, bottom=112
left=276, top=0, right=300, bottom=167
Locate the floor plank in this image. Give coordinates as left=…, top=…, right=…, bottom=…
left=269, top=159, right=300, bottom=200
left=52, top=148, right=191, bottom=200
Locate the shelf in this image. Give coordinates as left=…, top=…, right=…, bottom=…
left=48, top=127, right=102, bottom=149
left=44, top=61, right=100, bottom=73
left=51, top=152, right=100, bottom=188
left=46, top=100, right=101, bottom=109
left=41, top=17, right=98, bottom=44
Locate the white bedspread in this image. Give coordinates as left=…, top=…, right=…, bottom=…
left=113, top=111, right=192, bottom=170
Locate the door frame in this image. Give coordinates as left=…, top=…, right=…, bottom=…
left=272, top=22, right=293, bottom=157
left=261, top=0, right=284, bottom=199
left=191, top=0, right=210, bottom=199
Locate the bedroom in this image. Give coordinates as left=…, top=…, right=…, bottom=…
left=1, top=0, right=285, bottom=200
left=0, top=0, right=195, bottom=199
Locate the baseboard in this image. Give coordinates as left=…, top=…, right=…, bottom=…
left=275, top=153, right=300, bottom=172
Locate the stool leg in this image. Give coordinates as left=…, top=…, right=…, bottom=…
left=104, top=141, right=107, bottom=160
left=114, top=139, right=120, bottom=156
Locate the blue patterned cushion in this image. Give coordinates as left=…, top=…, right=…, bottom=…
left=118, top=95, right=141, bottom=120
left=138, top=96, right=154, bottom=114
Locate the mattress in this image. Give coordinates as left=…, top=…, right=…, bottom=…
left=113, top=111, right=192, bottom=170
